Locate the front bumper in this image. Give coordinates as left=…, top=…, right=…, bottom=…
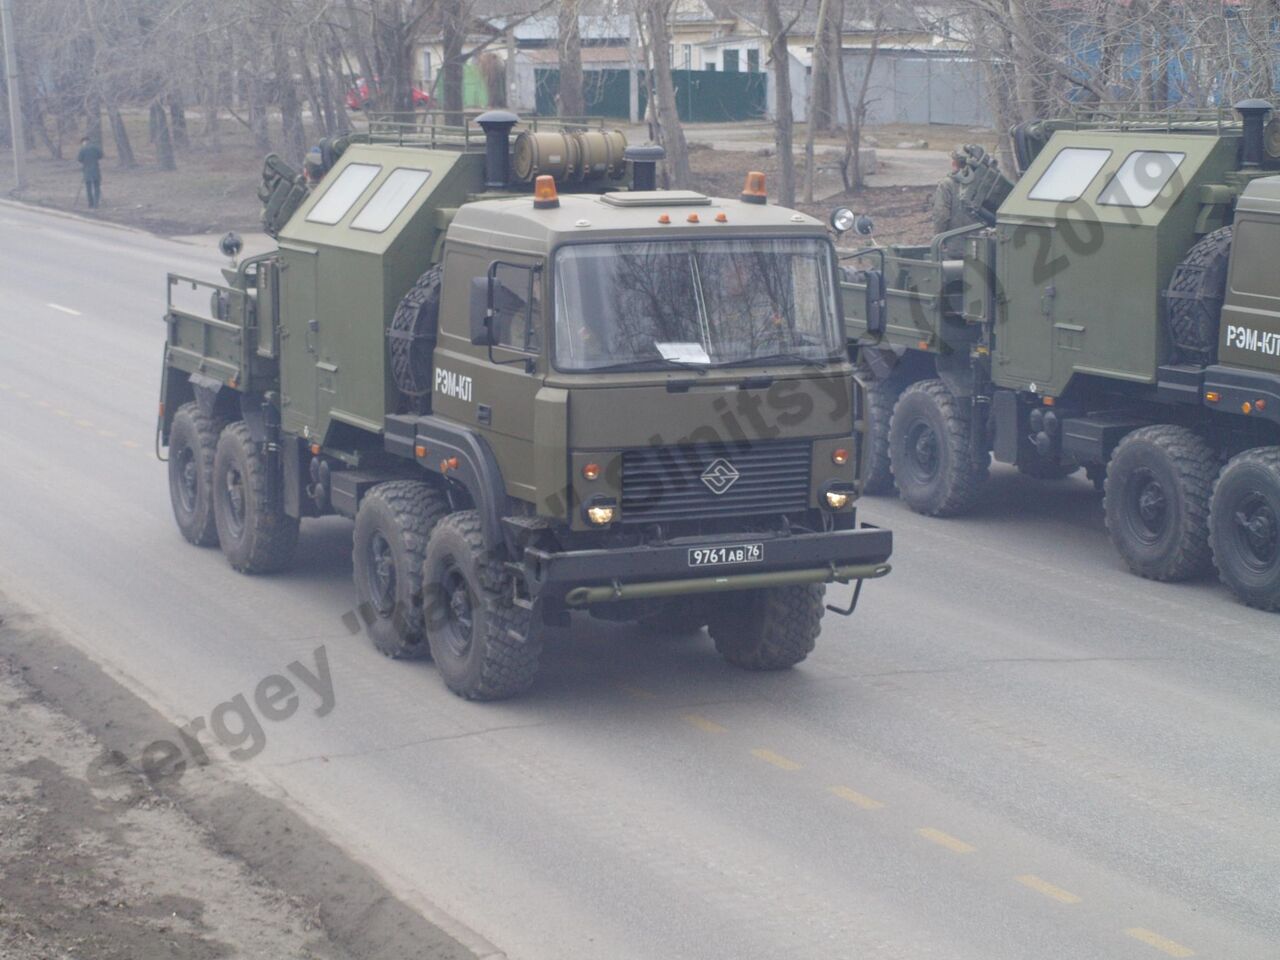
left=522, top=524, right=892, bottom=607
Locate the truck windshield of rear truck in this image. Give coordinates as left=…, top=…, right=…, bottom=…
left=552, top=238, right=842, bottom=372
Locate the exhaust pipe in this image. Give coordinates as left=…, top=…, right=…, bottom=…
left=1235, top=98, right=1271, bottom=169
left=476, top=110, right=519, bottom=189
left=625, top=143, right=665, bottom=191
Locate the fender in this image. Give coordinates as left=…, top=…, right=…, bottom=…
left=385, top=414, right=512, bottom=555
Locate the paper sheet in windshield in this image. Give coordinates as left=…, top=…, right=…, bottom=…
left=655, top=342, right=711, bottom=365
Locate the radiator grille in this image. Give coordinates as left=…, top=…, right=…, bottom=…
left=620, top=439, right=812, bottom=523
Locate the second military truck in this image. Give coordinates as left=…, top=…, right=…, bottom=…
left=159, top=111, right=892, bottom=700
left=843, top=99, right=1280, bottom=611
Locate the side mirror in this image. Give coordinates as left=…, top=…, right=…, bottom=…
left=853, top=214, right=875, bottom=237
left=864, top=270, right=887, bottom=336
left=469, top=276, right=494, bottom=346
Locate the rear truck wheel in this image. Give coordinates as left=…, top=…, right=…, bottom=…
left=1103, top=425, right=1216, bottom=582
left=888, top=379, right=987, bottom=517
left=1165, top=225, right=1232, bottom=366
left=167, top=402, right=224, bottom=546
left=1209, top=447, right=1280, bottom=610
left=423, top=511, right=542, bottom=700
left=352, top=481, right=450, bottom=659
left=861, top=379, right=897, bottom=495
left=211, top=422, right=299, bottom=574
left=707, top=584, right=824, bottom=671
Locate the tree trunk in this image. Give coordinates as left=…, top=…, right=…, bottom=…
left=151, top=101, right=177, bottom=171
left=441, top=0, right=466, bottom=125
left=839, top=13, right=880, bottom=192
left=247, top=73, right=272, bottom=153
left=765, top=0, right=795, bottom=207
left=557, top=0, right=586, bottom=117
left=273, top=30, right=307, bottom=164
left=804, top=0, right=833, bottom=201
left=108, top=105, right=136, bottom=167
left=169, top=94, right=189, bottom=150
left=644, top=0, right=691, bottom=187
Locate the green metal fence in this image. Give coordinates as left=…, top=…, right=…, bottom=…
left=534, top=68, right=767, bottom=123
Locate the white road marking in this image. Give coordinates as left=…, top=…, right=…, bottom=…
left=47, top=302, right=82, bottom=316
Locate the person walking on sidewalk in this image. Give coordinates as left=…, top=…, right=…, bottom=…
left=77, top=137, right=104, bottom=209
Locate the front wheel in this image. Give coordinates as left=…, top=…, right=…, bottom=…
left=1210, top=447, right=1280, bottom=610
left=888, top=379, right=987, bottom=517
left=860, top=379, right=897, bottom=495
left=212, top=422, right=299, bottom=573
left=423, top=511, right=542, bottom=700
left=707, top=585, right=824, bottom=670
left=1103, top=425, right=1215, bottom=581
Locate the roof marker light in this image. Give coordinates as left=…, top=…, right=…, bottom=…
left=658, top=213, right=671, bottom=224
left=716, top=212, right=728, bottom=223
left=741, top=171, right=767, bottom=204
left=687, top=212, right=700, bottom=223
left=533, top=175, right=559, bottom=209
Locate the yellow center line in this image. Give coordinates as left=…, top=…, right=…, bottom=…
left=683, top=713, right=727, bottom=734
left=829, top=785, right=885, bottom=809
left=915, top=827, right=976, bottom=854
left=121, top=440, right=141, bottom=449
left=97, top=429, right=118, bottom=439
left=74, top=419, right=94, bottom=429
left=54, top=409, right=71, bottom=417
left=1125, top=928, right=1195, bottom=957
left=36, top=399, right=50, bottom=407
left=1015, top=874, right=1081, bottom=904
left=751, top=747, right=801, bottom=771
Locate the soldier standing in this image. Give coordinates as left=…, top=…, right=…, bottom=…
left=77, top=137, right=104, bottom=209
left=931, top=146, right=980, bottom=257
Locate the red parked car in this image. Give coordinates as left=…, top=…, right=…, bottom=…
left=345, top=77, right=432, bottom=111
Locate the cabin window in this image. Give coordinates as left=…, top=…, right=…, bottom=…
left=1028, top=148, right=1111, bottom=203
left=1097, top=151, right=1186, bottom=208
left=352, top=168, right=432, bottom=232
left=306, top=163, right=381, bottom=224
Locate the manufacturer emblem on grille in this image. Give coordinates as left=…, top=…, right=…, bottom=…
left=700, top=458, right=741, bottom=496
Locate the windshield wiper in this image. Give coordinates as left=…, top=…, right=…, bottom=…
left=711, top=352, right=834, bottom=370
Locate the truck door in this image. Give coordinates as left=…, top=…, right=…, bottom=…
left=993, top=221, right=1055, bottom=386
left=278, top=242, right=321, bottom=437
left=1219, top=216, right=1280, bottom=373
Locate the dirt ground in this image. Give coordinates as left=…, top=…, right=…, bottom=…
left=0, top=109, right=947, bottom=247
left=0, top=655, right=338, bottom=959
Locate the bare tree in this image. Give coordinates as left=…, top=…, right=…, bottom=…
left=558, top=0, right=585, bottom=117
left=642, top=0, right=690, bottom=187
left=764, top=0, right=802, bottom=207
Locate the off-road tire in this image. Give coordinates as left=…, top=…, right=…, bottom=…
left=1166, top=225, right=1232, bottom=366
left=1209, top=447, right=1280, bottom=610
left=889, top=379, right=987, bottom=517
left=389, top=265, right=442, bottom=401
left=423, top=511, right=542, bottom=700
left=168, top=402, right=224, bottom=546
left=707, top=585, right=824, bottom=671
left=211, top=422, right=299, bottom=574
left=861, top=378, right=897, bottom=495
left=1103, top=424, right=1216, bottom=582
left=352, top=481, right=450, bottom=659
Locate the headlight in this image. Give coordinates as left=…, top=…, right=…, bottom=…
left=830, top=206, right=856, bottom=233
left=824, top=490, right=851, bottom=510
left=584, top=497, right=617, bottom=526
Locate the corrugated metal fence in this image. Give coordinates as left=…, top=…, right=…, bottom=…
left=841, top=51, right=992, bottom=127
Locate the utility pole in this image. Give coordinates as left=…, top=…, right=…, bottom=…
left=0, top=0, right=24, bottom=190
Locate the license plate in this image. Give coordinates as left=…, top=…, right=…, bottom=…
left=688, top=542, right=764, bottom=568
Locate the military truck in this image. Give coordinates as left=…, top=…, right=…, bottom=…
left=158, top=111, right=892, bottom=700
left=841, top=99, right=1280, bottom=610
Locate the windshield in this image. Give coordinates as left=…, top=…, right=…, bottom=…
left=553, top=238, right=842, bottom=371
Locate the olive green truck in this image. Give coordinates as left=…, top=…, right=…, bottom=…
left=842, top=99, right=1280, bottom=610
left=158, top=112, right=892, bottom=700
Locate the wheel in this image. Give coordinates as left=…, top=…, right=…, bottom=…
left=211, top=422, right=299, bottom=573
left=352, top=481, right=449, bottom=659
left=1165, top=226, right=1231, bottom=366
left=167, top=402, right=224, bottom=546
left=1210, top=447, right=1280, bottom=609
left=707, top=584, right=824, bottom=670
left=1103, top=424, right=1215, bottom=581
left=422, top=511, right=542, bottom=700
left=888, top=379, right=987, bottom=517
left=638, top=597, right=711, bottom=636
left=860, top=379, right=897, bottom=495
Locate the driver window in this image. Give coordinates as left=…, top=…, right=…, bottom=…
left=491, top=262, right=542, bottom=354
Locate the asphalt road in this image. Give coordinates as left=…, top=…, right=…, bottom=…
left=2, top=201, right=1278, bottom=960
